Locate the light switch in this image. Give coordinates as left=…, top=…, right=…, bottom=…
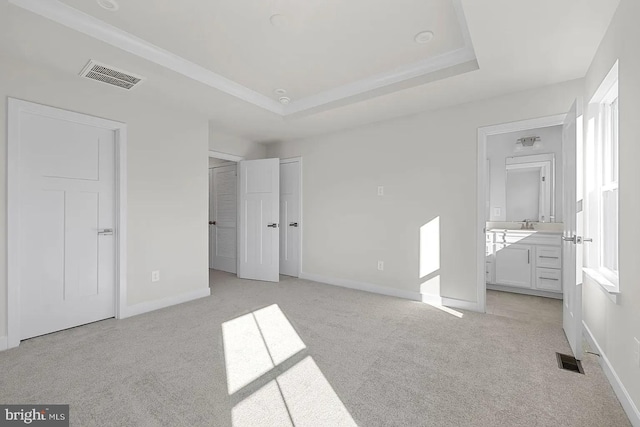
left=493, top=207, right=502, bottom=217
left=377, top=186, right=384, bottom=196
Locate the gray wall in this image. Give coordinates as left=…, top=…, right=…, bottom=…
left=582, top=0, right=640, bottom=415
left=0, top=55, right=210, bottom=338
left=267, top=79, right=583, bottom=304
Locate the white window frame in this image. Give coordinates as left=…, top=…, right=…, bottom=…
left=585, top=61, right=619, bottom=292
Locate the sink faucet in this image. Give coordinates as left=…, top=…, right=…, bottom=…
left=521, top=219, right=534, bottom=230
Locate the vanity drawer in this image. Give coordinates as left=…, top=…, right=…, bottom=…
left=536, top=246, right=562, bottom=269
left=536, top=267, right=562, bottom=292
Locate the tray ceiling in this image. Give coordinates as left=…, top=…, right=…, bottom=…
left=11, top=0, right=477, bottom=116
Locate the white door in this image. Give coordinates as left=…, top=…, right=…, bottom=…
left=562, top=98, right=584, bottom=360
left=238, top=159, right=280, bottom=282
left=280, top=161, right=300, bottom=277
left=210, top=164, right=238, bottom=273
left=19, top=111, right=116, bottom=340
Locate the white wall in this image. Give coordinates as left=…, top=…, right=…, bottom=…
left=267, top=79, right=583, bottom=304
left=582, top=0, right=640, bottom=420
left=209, top=124, right=266, bottom=160
left=487, top=126, right=563, bottom=222
left=0, top=55, right=210, bottom=339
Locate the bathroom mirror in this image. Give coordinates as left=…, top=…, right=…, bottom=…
left=505, top=154, right=555, bottom=222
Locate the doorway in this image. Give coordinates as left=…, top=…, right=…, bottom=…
left=7, top=98, right=127, bottom=349
left=476, top=114, right=567, bottom=320
left=208, top=153, right=302, bottom=284
left=208, top=150, right=242, bottom=281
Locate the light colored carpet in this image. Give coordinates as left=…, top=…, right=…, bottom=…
left=0, top=270, right=630, bottom=427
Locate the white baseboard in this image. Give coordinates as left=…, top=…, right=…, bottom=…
left=583, top=321, right=640, bottom=427
left=421, top=293, right=480, bottom=312
left=299, top=272, right=479, bottom=312
left=299, top=272, right=421, bottom=301
left=487, top=284, right=563, bottom=300
left=0, top=336, right=7, bottom=352
left=121, top=287, right=211, bottom=319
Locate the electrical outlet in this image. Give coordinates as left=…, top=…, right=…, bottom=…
left=151, top=270, right=160, bottom=282
left=377, top=186, right=384, bottom=196
left=377, top=261, right=384, bottom=271
left=634, top=337, right=640, bottom=368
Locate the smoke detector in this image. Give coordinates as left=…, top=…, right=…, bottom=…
left=79, top=60, right=144, bottom=90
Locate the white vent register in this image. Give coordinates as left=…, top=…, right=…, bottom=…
left=80, top=60, right=144, bottom=90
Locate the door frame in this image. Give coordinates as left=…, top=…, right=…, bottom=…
left=7, top=98, right=128, bottom=349
left=280, top=157, right=303, bottom=278
left=476, top=114, right=566, bottom=313
left=208, top=151, right=243, bottom=275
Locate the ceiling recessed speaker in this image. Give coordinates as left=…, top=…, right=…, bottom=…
left=414, top=31, right=435, bottom=44
left=269, top=14, right=288, bottom=28
left=97, top=0, right=119, bottom=11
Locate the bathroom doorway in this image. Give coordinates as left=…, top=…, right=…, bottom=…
left=476, top=114, right=567, bottom=323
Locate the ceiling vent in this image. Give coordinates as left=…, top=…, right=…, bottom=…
left=79, top=60, right=144, bottom=90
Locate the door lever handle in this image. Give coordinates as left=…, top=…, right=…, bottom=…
left=562, top=235, right=576, bottom=243
left=209, top=221, right=216, bottom=225
left=267, top=223, right=279, bottom=228
left=98, top=228, right=113, bottom=235
left=289, top=222, right=298, bottom=227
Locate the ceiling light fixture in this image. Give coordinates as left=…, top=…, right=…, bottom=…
left=269, top=14, right=288, bottom=28
left=274, top=88, right=287, bottom=96
left=279, top=96, right=291, bottom=105
left=414, top=31, right=434, bottom=44
left=97, top=0, right=119, bottom=11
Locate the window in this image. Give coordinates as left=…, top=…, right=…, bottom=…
left=586, top=61, right=619, bottom=289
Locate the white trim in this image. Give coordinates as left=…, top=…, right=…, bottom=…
left=486, top=284, right=563, bottom=300
left=120, top=288, right=211, bottom=319
left=583, top=268, right=619, bottom=303
left=7, top=98, right=128, bottom=349
left=208, top=150, right=244, bottom=162
left=476, top=114, right=566, bottom=314
left=300, top=272, right=421, bottom=301
left=583, top=322, right=640, bottom=427
left=280, top=157, right=303, bottom=278
left=7, top=0, right=283, bottom=115
left=8, top=0, right=477, bottom=117
left=299, top=272, right=479, bottom=312
left=590, top=60, right=619, bottom=104
left=421, top=294, right=481, bottom=312
left=284, top=46, right=477, bottom=116
left=115, top=127, right=128, bottom=320
left=0, top=336, right=7, bottom=352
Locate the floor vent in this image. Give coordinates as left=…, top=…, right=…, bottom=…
left=80, top=60, right=144, bottom=90
left=556, top=352, right=584, bottom=374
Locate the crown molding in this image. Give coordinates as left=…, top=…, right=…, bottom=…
left=8, top=0, right=285, bottom=115
left=9, top=0, right=477, bottom=117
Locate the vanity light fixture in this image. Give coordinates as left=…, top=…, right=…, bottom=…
left=97, top=0, right=119, bottom=11
left=515, top=136, right=542, bottom=151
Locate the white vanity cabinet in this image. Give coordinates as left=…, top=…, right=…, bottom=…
left=486, top=230, right=562, bottom=296
left=495, top=243, right=532, bottom=288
